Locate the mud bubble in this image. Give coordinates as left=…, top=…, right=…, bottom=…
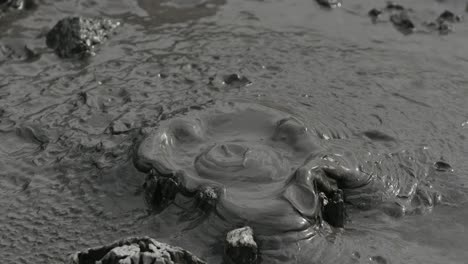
left=135, top=100, right=439, bottom=251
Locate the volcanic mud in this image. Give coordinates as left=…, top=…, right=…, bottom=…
left=134, top=100, right=440, bottom=261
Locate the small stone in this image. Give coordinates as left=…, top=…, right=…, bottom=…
left=316, top=0, right=342, bottom=8
left=46, top=16, right=120, bottom=58
left=196, top=186, right=220, bottom=211
left=225, top=227, right=258, bottom=264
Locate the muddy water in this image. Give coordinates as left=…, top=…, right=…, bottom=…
left=1, top=0, right=467, bottom=263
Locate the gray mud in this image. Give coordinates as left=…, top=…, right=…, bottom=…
left=1, top=0, right=468, bottom=263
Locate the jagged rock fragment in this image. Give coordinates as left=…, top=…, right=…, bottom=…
left=225, top=227, right=258, bottom=264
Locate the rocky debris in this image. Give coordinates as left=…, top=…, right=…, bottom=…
left=316, top=0, right=342, bottom=8
left=46, top=16, right=120, bottom=58
left=68, top=236, right=206, bottom=264
left=225, top=227, right=258, bottom=264
left=322, top=189, right=346, bottom=228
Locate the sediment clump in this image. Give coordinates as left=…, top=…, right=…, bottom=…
left=46, top=16, right=120, bottom=58
left=68, top=236, right=206, bottom=264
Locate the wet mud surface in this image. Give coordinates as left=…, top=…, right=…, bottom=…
left=1, top=0, right=468, bottom=263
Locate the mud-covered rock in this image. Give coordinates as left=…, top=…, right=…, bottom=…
left=225, top=227, right=258, bottom=264
left=316, top=0, right=341, bottom=8
left=196, top=185, right=220, bottom=211
left=390, top=11, right=415, bottom=34
left=46, top=16, right=120, bottom=58
left=68, top=236, right=206, bottom=264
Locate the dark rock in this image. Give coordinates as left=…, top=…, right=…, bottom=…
left=386, top=1, right=405, bottom=11
left=144, top=173, right=181, bottom=212
left=223, top=73, right=252, bottom=87
left=322, top=189, right=346, bottom=228
left=316, top=0, right=342, bottom=8
left=368, top=8, right=383, bottom=19
left=68, top=236, right=206, bottom=264
left=438, top=10, right=462, bottom=23
left=390, top=11, right=415, bottom=34
left=225, top=227, right=258, bottom=264
left=46, top=16, right=120, bottom=58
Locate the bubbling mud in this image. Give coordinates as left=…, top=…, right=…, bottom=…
left=134, top=100, right=439, bottom=258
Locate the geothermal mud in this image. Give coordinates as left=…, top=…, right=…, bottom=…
left=1, top=0, right=468, bottom=264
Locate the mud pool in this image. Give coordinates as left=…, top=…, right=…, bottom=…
left=1, top=0, right=468, bottom=263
